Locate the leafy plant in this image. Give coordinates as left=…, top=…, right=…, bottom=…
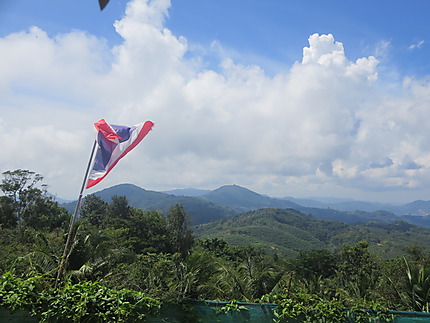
left=346, top=300, right=394, bottom=323
left=0, top=272, right=46, bottom=314
left=41, top=281, right=160, bottom=322
left=403, top=257, right=430, bottom=311
left=213, top=300, right=248, bottom=314
left=273, top=292, right=393, bottom=323
left=0, top=272, right=160, bottom=322
left=274, top=292, right=345, bottom=323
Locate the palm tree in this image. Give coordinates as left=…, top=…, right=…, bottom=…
left=68, top=236, right=117, bottom=283
left=13, top=232, right=59, bottom=278
left=14, top=226, right=119, bottom=285
left=211, top=255, right=285, bottom=302
left=169, top=249, right=218, bottom=300
left=403, top=257, right=430, bottom=311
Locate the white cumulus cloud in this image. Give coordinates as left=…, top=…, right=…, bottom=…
left=1, top=0, right=430, bottom=203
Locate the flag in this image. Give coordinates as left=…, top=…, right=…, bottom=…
left=99, top=0, right=110, bottom=10
left=86, top=119, right=154, bottom=189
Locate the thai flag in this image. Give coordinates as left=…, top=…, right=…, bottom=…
left=86, top=119, right=154, bottom=189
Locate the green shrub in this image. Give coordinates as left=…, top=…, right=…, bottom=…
left=0, top=272, right=46, bottom=315
left=273, top=292, right=393, bottom=323
left=0, top=272, right=160, bottom=322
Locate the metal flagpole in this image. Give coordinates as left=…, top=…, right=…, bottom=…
left=55, top=139, right=98, bottom=287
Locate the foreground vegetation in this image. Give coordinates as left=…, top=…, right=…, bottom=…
left=2, top=170, right=430, bottom=321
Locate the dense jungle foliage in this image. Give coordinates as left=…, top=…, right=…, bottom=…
left=2, top=170, right=430, bottom=322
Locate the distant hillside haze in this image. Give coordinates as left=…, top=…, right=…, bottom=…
left=60, top=183, right=430, bottom=227
left=283, top=196, right=391, bottom=213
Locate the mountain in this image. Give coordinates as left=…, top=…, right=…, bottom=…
left=58, top=183, right=430, bottom=263
left=162, top=188, right=210, bottom=197
left=63, top=184, right=238, bottom=225
left=299, top=207, right=400, bottom=224
left=394, top=200, right=430, bottom=216
left=281, top=197, right=430, bottom=217
left=201, top=184, right=301, bottom=212
left=61, top=183, right=430, bottom=228
left=199, top=185, right=400, bottom=225
left=280, top=197, right=330, bottom=209
left=282, top=197, right=395, bottom=213
left=194, top=208, right=430, bottom=258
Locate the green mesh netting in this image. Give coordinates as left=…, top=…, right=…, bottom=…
left=2, top=301, right=430, bottom=322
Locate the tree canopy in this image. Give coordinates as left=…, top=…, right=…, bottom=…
left=0, top=169, right=68, bottom=230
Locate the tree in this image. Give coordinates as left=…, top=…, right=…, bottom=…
left=0, top=196, right=17, bottom=228
left=22, top=196, right=69, bottom=230
left=0, top=169, right=68, bottom=230
left=92, top=195, right=134, bottom=231
left=210, top=250, right=284, bottom=301
left=291, top=249, right=338, bottom=296
left=128, top=210, right=170, bottom=254
left=336, top=241, right=381, bottom=300
left=0, top=169, right=44, bottom=222
left=292, top=249, right=338, bottom=280
left=80, top=195, right=107, bottom=226
left=169, top=249, right=218, bottom=300
left=406, top=245, right=428, bottom=263
left=68, top=233, right=117, bottom=283
left=166, top=204, right=193, bottom=258
left=104, top=195, right=132, bottom=226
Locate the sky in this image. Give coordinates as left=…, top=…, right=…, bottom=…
left=1, top=0, right=430, bottom=203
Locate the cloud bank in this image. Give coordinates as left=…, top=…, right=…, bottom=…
left=1, top=0, right=430, bottom=203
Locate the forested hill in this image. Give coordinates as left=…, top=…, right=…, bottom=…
left=199, top=185, right=403, bottom=225
left=63, top=183, right=430, bottom=227
left=200, top=184, right=300, bottom=211
left=63, top=184, right=238, bottom=225
left=194, top=208, right=430, bottom=258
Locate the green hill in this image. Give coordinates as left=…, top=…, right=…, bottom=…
left=64, top=184, right=238, bottom=225
left=62, top=183, right=430, bottom=227
left=201, top=184, right=301, bottom=211
left=200, top=185, right=401, bottom=225
left=194, top=208, right=430, bottom=258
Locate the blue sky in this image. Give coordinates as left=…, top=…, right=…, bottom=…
left=2, top=1, right=429, bottom=76
left=1, top=0, right=430, bottom=203
left=167, top=1, right=430, bottom=76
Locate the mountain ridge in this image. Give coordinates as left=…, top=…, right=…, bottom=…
left=61, top=183, right=430, bottom=227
